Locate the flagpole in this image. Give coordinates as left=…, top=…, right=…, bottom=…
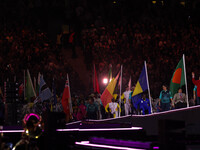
left=128, top=76, right=131, bottom=91
left=119, top=65, right=123, bottom=117
left=67, top=74, right=73, bottom=114
left=183, top=54, right=189, bottom=107
left=144, top=61, right=153, bottom=114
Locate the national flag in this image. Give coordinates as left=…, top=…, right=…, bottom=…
left=93, top=64, right=100, bottom=93
left=108, top=64, right=112, bottom=82
left=101, top=71, right=120, bottom=107
left=132, top=65, right=148, bottom=97
left=18, top=83, right=24, bottom=96
left=34, top=77, right=36, bottom=92
left=25, top=70, right=36, bottom=101
left=36, top=72, right=41, bottom=96
left=131, top=62, right=152, bottom=113
left=62, top=74, right=72, bottom=121
left=170, top=57, right=185, bottom=97
left=131, top=65, right=148, bottom=107
left=52, top=78, right=57, bottom=104
left=39, top=76, right=52, bottom=101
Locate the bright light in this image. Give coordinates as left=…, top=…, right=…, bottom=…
left=75, top=141, right=145, bottom=150
left=103, top=78, right=108, bottom=84
left=25, top=130, right=29, bottom=134
left=56, top=127, right=142, bottom=132
left=152, top=1, right=156, bottom=4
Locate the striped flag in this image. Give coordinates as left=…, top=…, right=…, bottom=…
left=101, top=71, right=120, bottom=107
left=39, top=76, right=52, bottom=101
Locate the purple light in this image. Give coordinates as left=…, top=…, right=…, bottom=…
left=153, top=146, right=159, bottom=149
left=66, top=120, right=81, bottom=126
left=90, top=137, right=151, bottom=149
left=0, top=130, right=24, bottom=133
left=75, top=141, right=145, bottom=150
left=56, top=127, right=142, bottom=132
left=57, top=128, right=79, bottom=132
left=26, top=113, right=40, bottom=121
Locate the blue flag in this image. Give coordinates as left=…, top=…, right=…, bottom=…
left=131, top=65, right=148, bottom=109
left=39, top=76, right=52, bottom=101
left=132, top=65, right=148, bottom=97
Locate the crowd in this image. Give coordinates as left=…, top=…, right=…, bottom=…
left=1, top=1, right=200, bottom=149
left=0, top=0, right=200, bottom=121
left=81, top=18, right=200, bottom=98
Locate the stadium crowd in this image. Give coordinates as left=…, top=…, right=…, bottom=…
left=0, top=0, right=200, bottom=122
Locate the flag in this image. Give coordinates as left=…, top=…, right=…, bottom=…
left=62, top=74, right=72, bottom=121
left=93, top=65, right=100, bottom=93
left=34, top=77, right=36, bottom=92
left=132, top=65, right=148, bottom=97
left=131, top=65, right=149, bottom=110
left=39, top=76, right=52, bottom=101
left=128, top=76, right=131, bottom=91
left=108, top=64, right=112, bottom=82
left=25, top=70, right=36, bottom=101
left=18, top=83, right=24, bottom=96
left=36, top=72, right=41, bottom=96
left=101, top=71, right=120, bottom=107
left=52, top=78, right=57, bottom=104
left=170, top=57, right=185, bottom=97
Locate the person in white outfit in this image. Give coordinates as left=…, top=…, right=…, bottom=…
left=123, top=87, right=132, bottom=115
left=105, top=98, right=121, bottom=118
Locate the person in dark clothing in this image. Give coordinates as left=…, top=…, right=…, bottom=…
left=159, top=85, right=173, bottom=111
left=86, top=97, right=98, bottom=119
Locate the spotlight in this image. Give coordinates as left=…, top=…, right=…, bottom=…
left=103, top=78, right=108, bottom=84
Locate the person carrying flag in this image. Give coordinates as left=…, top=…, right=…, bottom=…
left=123, top=86, right=132, bottom=115
left=136, top=93, right=151, bottom=115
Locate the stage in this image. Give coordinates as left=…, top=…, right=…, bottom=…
left=64, top=105, right=200, bottom=136
left=2, top=106, right=200, bottom=149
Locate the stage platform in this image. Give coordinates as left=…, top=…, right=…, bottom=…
left=2, top=106, right=200, bottom=149
left=64, top=105, right=200, bottom=136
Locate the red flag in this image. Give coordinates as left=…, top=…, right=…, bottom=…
left=93, top=65, right=100, bottom=93
left=18, top=83, right=24, bottom=96
left=62, top=79, right=70, bottom=116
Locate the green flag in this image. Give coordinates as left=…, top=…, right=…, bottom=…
left=170, top=57, right=185, bottom=97
left=25, top=70, right=36, bottom=101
